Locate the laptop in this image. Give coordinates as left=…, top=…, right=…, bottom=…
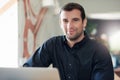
left=0, top=67, right=60, bottom=80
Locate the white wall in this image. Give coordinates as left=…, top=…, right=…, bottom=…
left=0, top=0, right=18, bottom=67
left=59, top=0, right=120, bottom=13
left=18, top=0, right=63, bottom=66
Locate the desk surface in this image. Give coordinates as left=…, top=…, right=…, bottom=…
left=114, top=68, right=120, bottom=80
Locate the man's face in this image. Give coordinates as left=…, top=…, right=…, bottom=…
left=60, top=9, right=87, bottom=41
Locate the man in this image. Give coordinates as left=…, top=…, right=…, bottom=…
left=23, top=2, right=114, bottom=80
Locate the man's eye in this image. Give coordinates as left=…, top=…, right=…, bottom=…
left=73, top=18, right=79, bottom=21
left=63, top=19, right=68, bottom=23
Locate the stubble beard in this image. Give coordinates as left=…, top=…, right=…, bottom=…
left=66, top=30, right=84, bottom=41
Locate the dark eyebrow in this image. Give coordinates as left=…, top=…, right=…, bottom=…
left=63, top=19, right=68, bottom=22
left=72, top=18, right=80, bottom=21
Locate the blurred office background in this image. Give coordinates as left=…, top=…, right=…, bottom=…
left=18, top=0, right=120, bottom=68
left=0, top=0, right=120, bottom=79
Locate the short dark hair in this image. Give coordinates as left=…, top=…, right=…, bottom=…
left=60, top=2, right=86, bottom=21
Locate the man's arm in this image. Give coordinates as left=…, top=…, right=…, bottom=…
left=23, top=47, right=41, bottom=67
left=91, top=44, right=114, bottom=80
left=23, top=45, right=52, bottom=67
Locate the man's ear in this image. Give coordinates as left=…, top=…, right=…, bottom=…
left=59, top=18, right=61, bottom=26
left=83, top=18, right=87, bottom=28
left=59, top=18, right=63, bottom=29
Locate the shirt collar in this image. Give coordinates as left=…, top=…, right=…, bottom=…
left=62, top=31, right=90, bottom=48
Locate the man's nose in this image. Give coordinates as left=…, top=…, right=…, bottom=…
left=67, top=21, right=73, bottom=28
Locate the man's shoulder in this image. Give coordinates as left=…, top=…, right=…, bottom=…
left=89, top=38, right=109, bottom=52
left=89, top=38, right=106, bottom=48
left=45, top=35, right=64, bottom=44
left=48, top=35, right=64, bottom=41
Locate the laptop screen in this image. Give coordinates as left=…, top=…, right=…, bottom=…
left=0, top=67, right=60, bottom=80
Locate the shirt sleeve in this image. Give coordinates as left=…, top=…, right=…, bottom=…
left=23, top=43, right=52, bottom=67
left=91, top=44, right=114, bottom=80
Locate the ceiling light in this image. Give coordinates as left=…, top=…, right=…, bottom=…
left=88, top=12, right=120, bottom=20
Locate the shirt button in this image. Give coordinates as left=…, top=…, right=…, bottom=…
left=69, top=63, right=71, bottom=66
left=67, top=74, right=72, bottom=79
left=68, top=76, right=71, bottom=79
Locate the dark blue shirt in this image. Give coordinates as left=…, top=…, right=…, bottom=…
left=23, top=35, right=114, bottom=80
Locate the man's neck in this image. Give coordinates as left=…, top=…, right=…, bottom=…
left=67, top=34, right=85, bottom=48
